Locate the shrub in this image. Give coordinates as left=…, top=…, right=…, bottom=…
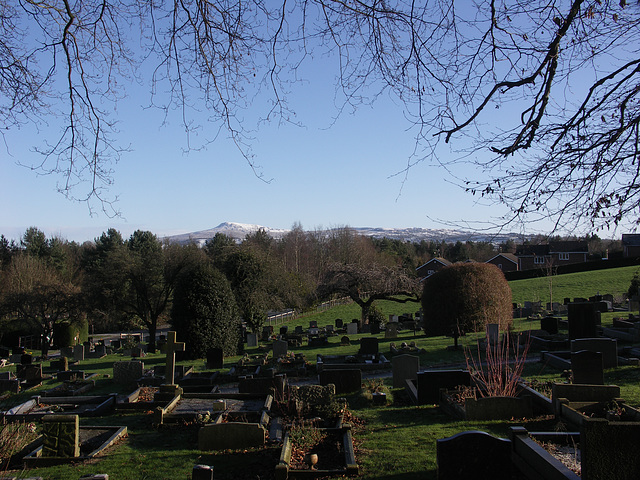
left=422, top=263, right=512, bottom=337
left=171, top=263, right=242, bottom=358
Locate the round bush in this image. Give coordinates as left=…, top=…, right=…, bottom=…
left=421, top=263, right=512, bottom=337
left=171, top=263, right=242, bottom=359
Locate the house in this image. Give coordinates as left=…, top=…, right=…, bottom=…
left=622, top=234, right=640, bottom=257
left=515, top=241, right=589, bottom=271
left=416, top=257, right=452, bottom=280
left=485, top=253, right=519, bottom=272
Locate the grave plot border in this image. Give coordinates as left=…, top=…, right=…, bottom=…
left=316, top=354, right=390, bottom=372
left=275, top=426, right=358, bottom=480
left=1, top=394, right=117, bottom=422
left=22, top=425, right=127, bottom=467
left=557, top=400, right=640, bottom=428
left=439, top=388, right=536, bottom=421
left=155, top=392, right=273, bottom=425
left=115, top=387, right=179, bottom=412
left=510, top=427, right=581, bottom=480
left=43, top=378, right=96, bottom=397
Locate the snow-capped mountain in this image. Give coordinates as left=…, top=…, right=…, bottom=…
left=165, top=222, right=521, bottom=246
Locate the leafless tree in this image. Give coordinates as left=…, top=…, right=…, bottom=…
left=3, top=1, right=639, bottom=231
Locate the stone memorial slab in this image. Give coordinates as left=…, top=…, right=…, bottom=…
left=42, top=414, right=80, bottom=457
left=319, top=369, right=362, bottom=394
left=198, top=422, right=266, bottom=450
left=272, top=339, right=288, bottom=358
left=437, top=431, right=512, bottom=480
left=540, top=316, right=560, bottom=334
left=206, top=348, right=224, bottom=369
left=571, top=337, right=618, bottom=368
left=113, top=360, right=144, bottom=385
left=309, top=320, right=318, bottom=328
left=417, top=370, right=471, bottom=405
left=392, top=354, right=420, bottom=388
left=359, top=337, right=379, bottom=355
left=385, top=323, right=398, bottom=339
left=568, top=302, right=598, bottom=340
left=279, top=326, right=288, bottom=335
left=346, top=323, right=358, bottom=335
left=335, top=318, right=344, bottom=328
left=571, top=350, right=604, bottom=385
left=73, top=344, right=85, bottom=362
left=20, top=353, right=33, bottom=365
left=340, top=336, right=350, bottom=346
left=94, top=344, right=107, bottom=357
left=247, top=333, right=258, bottom=347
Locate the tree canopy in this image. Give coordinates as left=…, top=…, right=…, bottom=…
left=4, top=1, right=638, bottom=230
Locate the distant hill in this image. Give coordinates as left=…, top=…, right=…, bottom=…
left=165, top=222, right=522, bottom=246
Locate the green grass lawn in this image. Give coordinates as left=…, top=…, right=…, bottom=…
left=2, top=265, right=640, bottom=479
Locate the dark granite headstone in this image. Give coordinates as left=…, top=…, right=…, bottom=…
left=20, top=353, right=33, bottom=365
left=335, top=318, right=344, bottom=328
left=571, top=350, right=604, bottom=385
left=340, top=336, right=351, bottom=345
left=437, top=431, right=512, bottom=480
left=359, top=337, right=379, bottom=355
left=370, top=322, right=381, bottom=335
left=417, top=370, right=471, bottom=405
left=568, top=302, right=598, bottom=340
left=192, top=464, right=214, bottom=480
left=279, top=326, right=288, bottom=336
left=206, top=348, right=224, bottom=369
left=540, top=316, right=559, bottom=334
left=309, top=320, right=318, bottom=328
left=319, top=369, right=361, bottom=394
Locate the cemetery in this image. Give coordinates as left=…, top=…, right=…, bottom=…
left=1, top=267, right=640, bottom=479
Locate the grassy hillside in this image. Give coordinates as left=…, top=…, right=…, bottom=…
left=509, top=264, right=638, bottom=305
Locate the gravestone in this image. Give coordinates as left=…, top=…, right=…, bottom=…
left=325, top=324, right=334, bottom=334
left=346, top=323, right=358, bottom=335
left=247, top=332, right=258, bottom=347
left=359, top=337, right=379, bottom=355
left=361, top=324, right=371, bottom=334
left=309, top=327, right=319, bottom=336
left=42, top=414, right=80, bottom=457
left=335, top=318, right=344, bottom=328
left=319, top=369, right=362, bottom=394
left=571, top=350, right=604, bottom=385
left=540, top=316, right=559, bottom=334
left=417, top=370, right=471, bottom=405
left=73, top=344, right=85, bottom=362
left=131, top=346, right=145, bottom=358
left=20, top=353, right=33, bottom=365
left=113, top=360, right=144, bottom=384
left=294, top=325, right=304, bottom=335
left=392, top=354, right=420, bottom=389
left=239, top=374, right=286, bottom=395
left=272, top=339, right=288, bottom=358
left=198, top=423, right=266, bottom=450
left=192, top=464, right=214, bottom=480
left=206, top=348, right=224, bottom=369
left=164, top=331, right=185, bottom=385
left=581, top=417, right=640, bottom=480
left=486, top=324, right=499, bottom=345
left=370, top=322, right=381, bottom=335
left=385, top=323, right=398, bottom=339
left=58, top=370, right=85, bottom=382
left=110, top=339, right=121, bottom=349
left=571, top=337, right=618, bottom=368
left=568, top=302, right=598, bottom=340
left=94, top=344, right=107, bottom=357
left=309, top=320, right=318, bottom=328
left=341, top=336, right=351, bottom=346
left=279, top=326, right=288, bottom=336
left=437, top=431, right=512, bottom=480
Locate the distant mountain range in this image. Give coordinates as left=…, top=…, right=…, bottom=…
left=165, top=222, right=522, bottom=246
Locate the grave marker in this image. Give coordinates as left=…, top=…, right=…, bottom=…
left=113, top=360, right=144, bottom=384
left=385, top=323, right=398, bottom=338
left=272, top=339, right=288, bottom=358
left=42, top=414, right=80, bottom=457
left=247, top=332, right=258, bottom=347
left=206, top=348, right=224, bottom=369
left=392, top=354, right=420, bottom=389
left=359, top=337, right=379, bottom=355
left=73, top=344, right=85, bottom=362
left=319, top=369, right=361, bottom=394
left=346, top=323, right=358, bottom=335
left=437, top=431, right=512, bottom=480
left=568, top=302, right=598, bottom=340
left=571, top=350, right=604, bottom=385
left=164, top=331, right=185, bottom=385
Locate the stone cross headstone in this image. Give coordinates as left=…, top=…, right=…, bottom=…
left=272, top=339, right=288, bottom=358
left=392, top=354, right=420, bottom=388
left=164, top=331, right=185, bottom=385
left=42, top=414, right=80, bottom=458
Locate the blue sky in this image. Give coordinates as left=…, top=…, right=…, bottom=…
left=1, top=54, right=517, bottom=244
